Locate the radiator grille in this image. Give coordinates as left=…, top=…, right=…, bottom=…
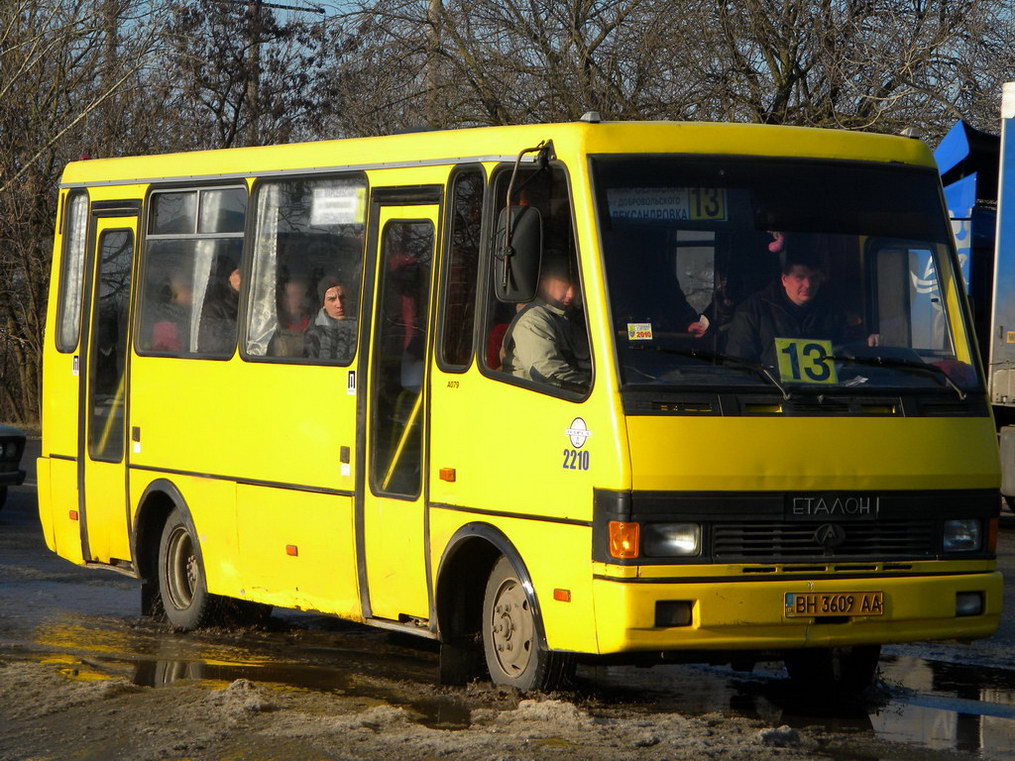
left=713, top=519, right=937, bottom=561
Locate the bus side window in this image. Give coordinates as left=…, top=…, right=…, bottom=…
left=244, top=176, right=366, bottom=364
left=438, top=167, right=484, bottom=370
left=485, top=166, right=591, bottom=394
left=55, top=191, right=89, bottom=352
left=138, top=188, right=246, bottom=357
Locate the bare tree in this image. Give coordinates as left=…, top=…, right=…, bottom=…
left=162, top=0, right=328, bottom=148
left=319, top=0, right=707, bottom=133
left=0, top=0, right=164, bottom=422
left=682, top=0, right=1008, bottom=138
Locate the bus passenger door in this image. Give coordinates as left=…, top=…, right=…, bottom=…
left=361, top=205, right=439, bottom=622
left=80, top=215, right=137, bottom=565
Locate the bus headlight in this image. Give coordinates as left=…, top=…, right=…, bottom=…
left=643, top=523, right=701, bottom=557
left=943, top=519, right=982, bottom=552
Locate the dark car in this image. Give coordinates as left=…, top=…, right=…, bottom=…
left=0, top=425, right=26, bottom=510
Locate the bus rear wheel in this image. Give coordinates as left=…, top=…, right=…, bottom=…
left=482, top=556, right=574, bottom=691
left=158, top=507, right=224, bottom=631
left=784, top=644, right=881, bottom=694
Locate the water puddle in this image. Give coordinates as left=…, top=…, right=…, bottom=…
left=21, top=612, right=1015, bottom=755
left=582, top=655, right=1015, bottom=760
left=876, top=655, right=1015, bottom=759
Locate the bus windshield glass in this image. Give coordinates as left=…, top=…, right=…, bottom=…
left=593, top=156, right=979, bottom=394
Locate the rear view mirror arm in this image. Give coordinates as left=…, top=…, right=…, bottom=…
left=498, top=140, right=552, bottom=290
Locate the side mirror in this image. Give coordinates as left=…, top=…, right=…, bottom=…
left=494, top=205, right=542, bottom=303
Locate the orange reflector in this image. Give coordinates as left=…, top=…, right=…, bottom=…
left=609, top=521, right=640, bottom=559
left=439, top=467, right=456, bottom=482
left=286, top=545, right=299, bottom=557
left=553, top=588, right=571, bottom=602
left=68, top=510, right=79, bottom=521
left=988, top=517, right=999, bottom=554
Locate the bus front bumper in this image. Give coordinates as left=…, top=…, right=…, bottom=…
left=591, top=571, right=1003, bottom=654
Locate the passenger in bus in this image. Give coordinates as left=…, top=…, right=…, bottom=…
left=725, top=253, right=846, bottom=366
left=501, top=261, right=590, bottom=391
left=303, top=275, right=356, bottom=362
left=269, top=276, right=311, bottom=357
left=198, top=265, right=240, bottom=354
left=150, top=271, right=193, bottom=353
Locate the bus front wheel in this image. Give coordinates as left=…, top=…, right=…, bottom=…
left=157, top=507, right=224, bottom=631
left=482, top=556, right=574, bottom=691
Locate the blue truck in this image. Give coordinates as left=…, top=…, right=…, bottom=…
left=935, top=84, right=1015, bottom=502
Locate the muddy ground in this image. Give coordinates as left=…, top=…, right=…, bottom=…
left=0, top=643, right=986, bottom=761
left=2, top=440, right=1014, bottom=761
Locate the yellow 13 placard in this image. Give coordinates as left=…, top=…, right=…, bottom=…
left=774, top=338, right=838, bottom=384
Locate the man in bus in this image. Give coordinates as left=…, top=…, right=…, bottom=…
left=304, top=275, right=356, bottom=362
left=198, top=264, right=240, bottom=354
left=501, top=259, right=590, bottom=392
left=725, top=252, right=846, bottom=367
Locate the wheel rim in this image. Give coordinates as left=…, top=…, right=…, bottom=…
left=488, top=575, right=535, bottom=678
left=165, top=525, right=197, bottom=611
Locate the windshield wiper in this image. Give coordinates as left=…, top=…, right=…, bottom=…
left=830, top=354, right=968, bottom=400
left=633, top=345, right=792, bottom=400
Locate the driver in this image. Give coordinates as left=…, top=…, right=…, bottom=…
left=501, top=260, right=590, bottom=391
left=725, top=253, right=846, bottom=366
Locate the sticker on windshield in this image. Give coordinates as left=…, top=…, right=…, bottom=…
left=775, top=338, right=838, bottom=384
left=607, top=187, right=727, bottom=222
left=628, top=323, right=653, bottom=341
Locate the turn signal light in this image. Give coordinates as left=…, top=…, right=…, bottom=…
left=988, top=517, right=999, bottom=554
left=609, top=521, right=640, bottom=559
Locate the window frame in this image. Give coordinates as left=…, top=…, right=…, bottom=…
left=436, top=164, right=487, bottom=373
left=87, top=226, right=135, bottom=464
left=368, top=216, right=438, bottom=500
left=134, top=181, right=249, bottom=360
left=238, top=171, right=369, bottom=367
left=866, top=236, right=960, bottom=359
left=591, top=153, right=980, bottom=395
left=476, top=160, right=594, bottom=401
left=55, top=189, right=91, bottom=353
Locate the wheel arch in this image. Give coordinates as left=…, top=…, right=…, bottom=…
left=434, top=522, right=549, bottom=651
left=132, top=478, right=198, bottom=618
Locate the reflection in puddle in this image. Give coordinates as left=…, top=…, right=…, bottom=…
left=585, top=656, right=1015, bottom=760
left=25, top=616, right=1015, bottom=755
left=40, top=653, right=116, bottom=683
left=128, top=657, right=472, bottom=730
left=877, top=656, right=1015, bottom=760
left=30, top=617, right=473, bottom=730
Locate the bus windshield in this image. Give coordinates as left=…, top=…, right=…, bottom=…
left=594, top=156, right=979, bottom=395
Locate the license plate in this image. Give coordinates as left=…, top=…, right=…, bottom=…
left=784, top=591, right=884, bottom=618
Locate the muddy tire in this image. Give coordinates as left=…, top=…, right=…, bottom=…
left=482, top=556, right=574, bottom=690
left=157, top=507, right=225, bottom=631
left=784, top=644, right=881, bottom=694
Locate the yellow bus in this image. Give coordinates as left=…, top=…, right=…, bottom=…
left=39, top=119, right=1002, bottom=691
